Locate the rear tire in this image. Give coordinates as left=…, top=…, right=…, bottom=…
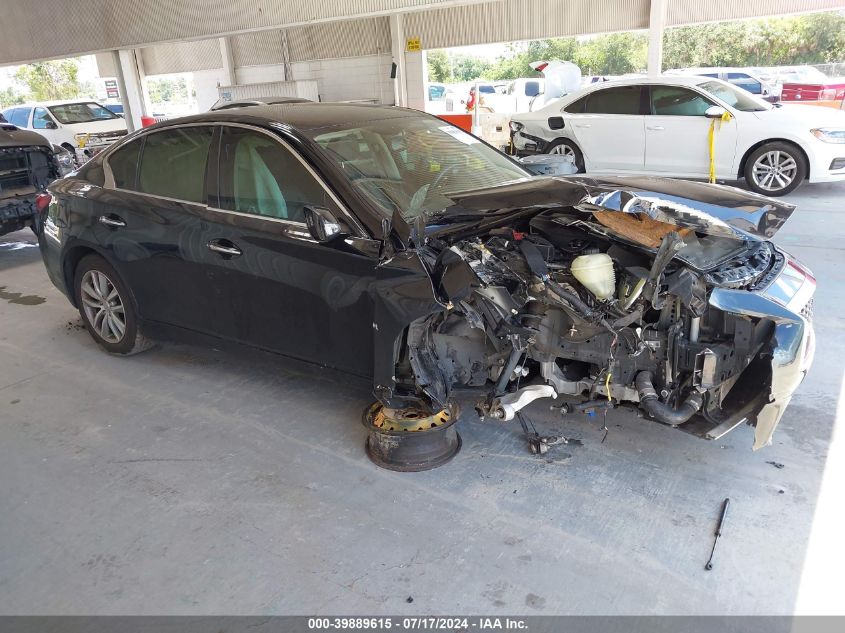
left=545, top=138, right=585, bottom=173
left=743, top=142, right=806, bottom=196
left=73, top=254, right=153, bottom=355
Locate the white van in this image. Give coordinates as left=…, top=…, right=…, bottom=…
left=2, top=100, right=127, bottom=162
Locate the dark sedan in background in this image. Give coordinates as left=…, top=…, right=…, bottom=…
left=34, top=103, right=815, bottom=467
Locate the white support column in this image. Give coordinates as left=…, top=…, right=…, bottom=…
left=219, top=37, right=236, bottom=87
left=647, top=0, right=668, bottom=77
left=389, top=14, right=408, bottom=107
left=115, top=49, right=148, bottom=132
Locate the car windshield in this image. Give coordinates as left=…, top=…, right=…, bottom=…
left=308, top=116, right=529, bottom=220
left=698, top=80, right=771, bottom=112
left=48, top=102, right=120, bottom=124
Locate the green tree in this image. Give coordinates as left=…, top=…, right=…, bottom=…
left=14, top=59, right=81, bottom=101
left=426, top=49, right=452, bottom=82
left=428, top=11, right=845, bottom=81
left=0, top=86, right=25, bottom=108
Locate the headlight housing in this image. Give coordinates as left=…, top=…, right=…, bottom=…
left=74, top=133, right=90, bottom=148
left=509, top=121, right=524, bottom=133
left=810, top=128, right=845, bottom=143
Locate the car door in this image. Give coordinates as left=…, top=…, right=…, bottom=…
left=193, top=124, right=379, bottom=376
left=644, top=84, right=738, bottom=178
left=97, top=125, right=221, bottom=332
left=563, top=85, right=646, bottom=171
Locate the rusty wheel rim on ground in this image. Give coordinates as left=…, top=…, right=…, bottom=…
left=362, top=401, right=462, bottom=472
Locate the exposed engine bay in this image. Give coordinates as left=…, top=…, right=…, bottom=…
left=377, top=176, right=816, bottom=451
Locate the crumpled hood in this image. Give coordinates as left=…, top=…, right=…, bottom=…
left=444, top=175, right=795, bottom=240
left=0, top=124, right=52, bottom=149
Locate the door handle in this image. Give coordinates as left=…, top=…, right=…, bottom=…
left=574, top=123, right=591, bottom=128
left=207, top=239, right=242, bottom=258
left=98, top=214, right=126, bottom=228
left=646, top=125, right=665, bottom=131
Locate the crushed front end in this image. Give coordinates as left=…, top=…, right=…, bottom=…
left=377, top=176, right=815, bottom=450
left=0, top=133, right=58, bottom=237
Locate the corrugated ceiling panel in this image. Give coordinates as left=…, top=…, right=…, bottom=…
left=286, top=17, right=392, bottom=61
left=668, top=0, right=845, bottom=26
left=404, top=0, right=651, bottom=49
left=140, top=39, right=222, bottom=75
left=0, top=0, right=471, bottom=65
left=232, top=31, right=286, bottom=68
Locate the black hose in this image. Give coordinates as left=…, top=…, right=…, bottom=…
left=635, top=371, right=703, bottom=426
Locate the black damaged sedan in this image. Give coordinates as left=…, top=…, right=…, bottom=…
left=35, top=104, right=815, bottom=469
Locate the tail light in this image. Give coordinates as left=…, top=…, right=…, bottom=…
left=534, top=62, right=548, bottom=72
left=35, top=192, right=52, bottom=216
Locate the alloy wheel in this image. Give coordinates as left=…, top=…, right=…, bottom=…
left=751, top=150, right=798, bottom=192
left=549, top=143, right=575, bottom=158
left=80, top=270, right=126, bottom=343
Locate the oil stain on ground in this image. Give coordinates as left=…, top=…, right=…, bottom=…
left=0, top=286, right=46, bottom=306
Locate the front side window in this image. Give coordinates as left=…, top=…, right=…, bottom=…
left=48, top=102, right=120, bottom=125
left=138, top=126, right=213, bottom=203
left=726, top=72, right=762, bottom=94
left=650, top=85, right=715, bottom=116
left=218, top=127, right=335, bottom=223
left=32, top=107, right=52, bottom=129
left=583, top=86, right=643, bottom=115
left=108, top=138, right=143, bottom=190
left=309, top=115, right=528, bottom=221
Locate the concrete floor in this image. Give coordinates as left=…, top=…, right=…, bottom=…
left=0, top=182, right=843, bottom=615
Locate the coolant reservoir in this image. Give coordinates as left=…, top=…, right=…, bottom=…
left=571, top=253, right=616, bottom=300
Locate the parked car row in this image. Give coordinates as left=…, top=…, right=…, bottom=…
left=510, top=75, right=845, bottom=196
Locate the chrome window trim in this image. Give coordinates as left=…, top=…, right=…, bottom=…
left=102, top=121, right=366, bottom=237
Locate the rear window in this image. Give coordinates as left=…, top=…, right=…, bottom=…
left=108, top=139, right=143, bottom=190
left=582, top=86, right=643, bottom=115
left=138, top=127, right=213, bottom=203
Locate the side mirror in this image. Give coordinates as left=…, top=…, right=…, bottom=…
left=44, top=121, right=58, bottom=129
left=304, top=205, right=349, bottom=243
left=704, top=106, right=727, bottom=119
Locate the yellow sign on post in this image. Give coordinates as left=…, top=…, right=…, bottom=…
left=406, top=37, right=421, bottom=52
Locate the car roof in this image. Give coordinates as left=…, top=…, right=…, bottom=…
left=212, top=96, right=313, bottom=109
left=12, top=99, right=107, bottom=108
left=561, top=74, right=712, bottom=96
left=147, top=102, right=423, bottom=134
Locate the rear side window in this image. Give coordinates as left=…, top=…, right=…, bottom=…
left=582, top=86, right=643, bottom=115
left=8, top=107, right=31, bottom=127
left=564, top=96, right=589, bottom=114
left=138, top=127, right=213, bottom=203
left=217, top=127, right=336, bottom=223
left=650, top=85, right=715, bottom=116
left=108, top=138, right=143, bottom=190
left=524, top=81, right=541, bottom=97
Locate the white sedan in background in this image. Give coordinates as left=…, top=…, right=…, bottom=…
left=510, top=76, right=845, bottom=196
